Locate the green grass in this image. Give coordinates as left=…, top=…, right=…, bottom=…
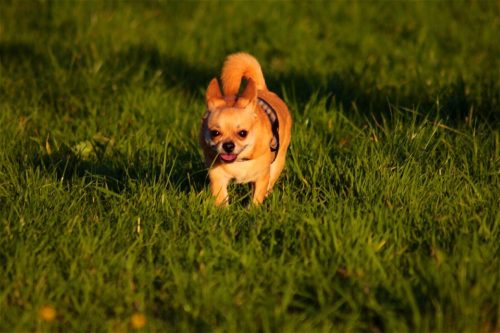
left=0, top=1, right=499, bottom=332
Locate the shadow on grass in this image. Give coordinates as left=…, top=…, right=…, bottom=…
left=113, top=44, right=498, bottom=125
left=29, top=144, right=208, bottom=195
left=0, top=42, right=43, bottom=65
left=2, top=40, right=497, bottom=123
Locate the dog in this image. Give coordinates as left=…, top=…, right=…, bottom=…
left=200, top=53, right=292, bottom=206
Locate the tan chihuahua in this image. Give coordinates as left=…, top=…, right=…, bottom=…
left=200, top=53, right=292, bottom=206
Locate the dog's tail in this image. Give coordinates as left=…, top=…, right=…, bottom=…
left=221, top=52, right=267, bottom=96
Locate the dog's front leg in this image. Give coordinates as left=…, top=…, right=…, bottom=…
left=252, top=172, right=270, bottom=205
left=210, top=179, right=229, bottom=206
left=209, top=170, right=230, bottom=206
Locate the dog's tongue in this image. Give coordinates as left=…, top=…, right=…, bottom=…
left=220, top=153, right=237, bottom=162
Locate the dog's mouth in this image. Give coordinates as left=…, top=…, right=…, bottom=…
left=219, top=153, right=238, bottom=163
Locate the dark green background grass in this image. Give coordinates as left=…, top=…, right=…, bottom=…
left=0, top=1, right=498, bottom=332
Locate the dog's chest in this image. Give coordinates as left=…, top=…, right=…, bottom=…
left=222, top=159, right=268, bottom=183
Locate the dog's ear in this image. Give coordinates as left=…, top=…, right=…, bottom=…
left=235, top=79, right=257, bottom=108
left=206, top=78, right=225, bottom=110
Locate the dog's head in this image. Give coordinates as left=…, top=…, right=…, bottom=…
left=203, top=78, right=264, bottom=163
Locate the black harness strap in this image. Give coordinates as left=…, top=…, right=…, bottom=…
left=257, top=97, right=280, bottom=161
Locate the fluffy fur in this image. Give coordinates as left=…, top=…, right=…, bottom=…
left=200, top=53, right=292, bottom=206
left=221, top=52, right=267, bottom=96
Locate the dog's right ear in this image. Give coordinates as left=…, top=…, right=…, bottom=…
left=206, top=78, right=225, bottom=110
left=235, top=79, right=257, bottom=108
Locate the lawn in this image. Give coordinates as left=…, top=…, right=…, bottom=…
left=0, top=1, right=498, bottom=332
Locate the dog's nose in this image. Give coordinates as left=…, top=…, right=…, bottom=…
left=222, top=141, right=235, bottom=153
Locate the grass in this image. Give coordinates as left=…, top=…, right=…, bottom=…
left=0, top=1, right=499, bottom=332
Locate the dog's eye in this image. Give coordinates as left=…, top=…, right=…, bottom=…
left=238, top=130, right=248, bottom=138
left=210, top=130, right=220, bottom=138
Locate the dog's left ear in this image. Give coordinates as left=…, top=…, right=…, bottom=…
left=235, top=79, right=257, bottom=108
left=206, top=78, right=225, bottom=110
